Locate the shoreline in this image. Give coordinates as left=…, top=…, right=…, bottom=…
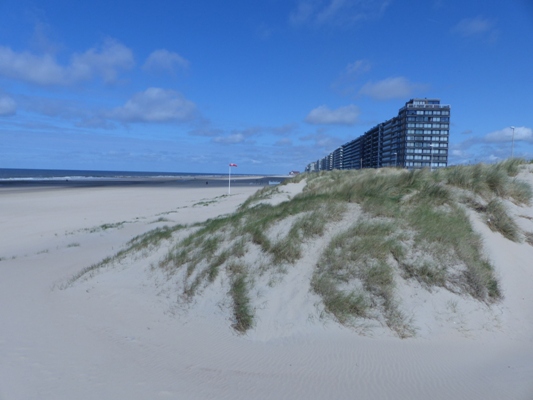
left=0, top=175, right=287, bottom=193
left=1, top=175, right=532, bottom=399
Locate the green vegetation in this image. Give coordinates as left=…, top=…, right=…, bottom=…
left=69, top=159, right=532, bottom=337
left=485, top=199, right=521, bottom=242
left=228, top=262, right=253, bottom=332
left=526, top=232, right=533, bottom=246
left=62, top=224, right=185, bottom=288
left=160, top=160, right=530, bottom=335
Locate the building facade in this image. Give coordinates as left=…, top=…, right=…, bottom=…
left=305, top=98, right=450, bottom=172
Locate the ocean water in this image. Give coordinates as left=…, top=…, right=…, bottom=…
left=0, top=168, right=274, bottom=189
left=0, top=168, right=223, bottom=181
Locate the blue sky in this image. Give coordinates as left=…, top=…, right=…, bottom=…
left=1, top=0, right=532, bottom=174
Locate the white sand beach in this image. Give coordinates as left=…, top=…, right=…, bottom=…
left=1, top=173, right=533, bottom=400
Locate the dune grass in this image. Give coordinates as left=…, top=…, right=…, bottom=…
left=158, top=160, right=530, bottom=334
left=70, top=160, right=531, bottom=336
left=63, top=224, right=185, bottom=288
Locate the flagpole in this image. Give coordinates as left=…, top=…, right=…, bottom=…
left=228, top=164, right=231, bottom=195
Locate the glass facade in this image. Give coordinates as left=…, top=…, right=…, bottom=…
left=305, top=98, right=450, bottom=172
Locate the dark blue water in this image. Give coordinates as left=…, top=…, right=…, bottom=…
left=0, top=168, right=275, bottom=189
left=0, top=168, right=224, bottom=181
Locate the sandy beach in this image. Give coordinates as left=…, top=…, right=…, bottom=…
left=1, top=173, right=532, bottom=400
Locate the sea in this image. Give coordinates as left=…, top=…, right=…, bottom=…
left=0, top=168, right=223, bottom=181
left=0, top=168, right=275, bottom=188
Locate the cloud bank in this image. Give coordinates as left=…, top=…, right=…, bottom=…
left=0, top=94, right=16, bottom=116
left=451, top=16, right=498, bottom=42
left=290, top=0, right=391, bottom=26
left=108, top=88, right=197, bottom=123
left=143, top=49, right=189, bottom=74
left=485, top=126, right=533, bottom=143
left=0, top=39, right=134, bottom=86
left=359, top=77, right=427, bottom=100
left=305, top=104, right=359, bottom=125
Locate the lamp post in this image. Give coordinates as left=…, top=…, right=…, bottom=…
left=393, top=152, right=397, bottom=168
left=510, top=126, right=515, bottom=159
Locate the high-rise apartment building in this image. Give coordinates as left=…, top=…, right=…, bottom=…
left=305, top=98, right=450, bottom=171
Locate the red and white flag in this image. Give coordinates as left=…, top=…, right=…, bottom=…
left=229, top=163, right=237, bottom=167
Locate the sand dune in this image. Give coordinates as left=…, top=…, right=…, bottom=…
left=1, top=169, right=532, bottom=399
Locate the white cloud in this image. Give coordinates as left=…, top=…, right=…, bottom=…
left=213, top=133, right=246, bottom=144
left=300, top=131, right=341, bottom=149
left=143, top=49, right=189, bottom=74
left=0, top=38, right=134, bottom=86
left=345, top=59, right=371, bottom=76
left=485, top=126, right=533, bottom=143
left=451, top=16, right=494, bottom=37
left=451, top=16, right=498, bottom=43
left=0, top=94, right=16, bottom=116
left=70, top=39, right=135, bottom=83
left=332, top=59, right=371, bottom=95
left=305, top=104, right=359, bottom=125
left=108, top=87, right=196, bottom=123
left=290, top=0, right=390, bottom=26
left=212, top=127, right=261, bottom=144
left=359, top=76, right=427, bottom=100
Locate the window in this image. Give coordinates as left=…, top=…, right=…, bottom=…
left=442, top=111, right=449, bottom=115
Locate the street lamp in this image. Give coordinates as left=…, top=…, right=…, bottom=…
left=393, top=152, right=397, bottom=168
left=510, top=126, right=515, bottom=158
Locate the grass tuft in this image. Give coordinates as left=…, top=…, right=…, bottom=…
left=485, top=199, right=521, bottom=242
left=229, top=267, right=254, bottom=333
left=75, top=160, right=528, bottom=335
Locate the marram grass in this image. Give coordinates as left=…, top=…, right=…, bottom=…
left=68, top=160, right=531, bottom=337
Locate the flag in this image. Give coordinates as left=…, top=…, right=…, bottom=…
left=229, top=163, right=237, bottom=167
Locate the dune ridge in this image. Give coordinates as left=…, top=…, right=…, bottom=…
left=68, top=160, right=533, bottom=340
left=1, top=164, right=533, bottom=399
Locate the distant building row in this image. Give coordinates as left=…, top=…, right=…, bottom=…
left=305, top=98, right=450, bottom=172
